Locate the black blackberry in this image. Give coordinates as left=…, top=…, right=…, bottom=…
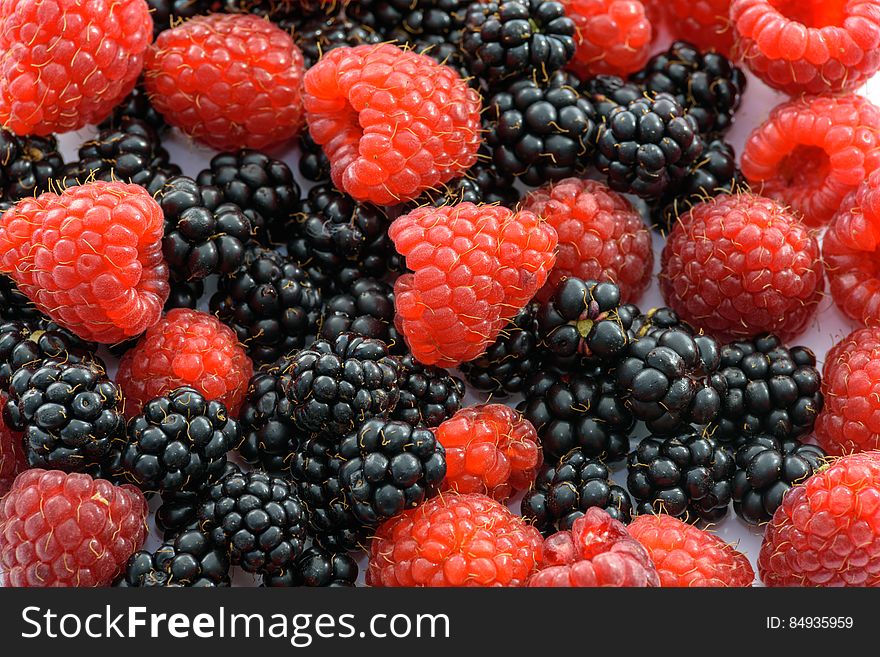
left=0, top=276, right=41, bottom=322
left=632, top=41, right=746, bottom=137
left=100, top=83, right=166, bottom=132
left=4, top=360, right=126, bottom=473
left=339, top=417, right=446, bottom=525
left=157, top=175, right=257, bottom=281
left=461, top=302, right=541, bottom=397
left=627, top=428, right=735, bottom=522
left=210, top=246, right=323, bottom=364
left=224, top=0, right=320, bottom=19
left=155, top=461, right=242, bottom=540
left=517, top=367, right=634, bottom=463
left=461, top=0, right=575, bottom=87
left=199, top=470, right=308, bottom=575
left=596, top=92, right=705, bottom=200
left=414, top=150, right=521, bottom=208
left=319, top=277, right=402, bottom=353
left=292, top=13, right=383, bottom=68
left=119, top=528, right=231, bottom=587
left=0, top=129, right=63, bottom=203
left=521, top=448, right=632, bottom=536
left=121, top=387, right=238, bottom=494
left=146, top=0, right=214, bottom=38
left=713, top=334, right=824, bottom=443
left=485, top=71, right=597, bottom=185
left=297, top=132, right=331, bottom=184
left=263, top=545, right=358, bottom=587
left=732, top=435, right=826, bottom=525
left=165, top=277, right=204, bottom=311
left=581, top=74, right=644, bottom=116
left=392, top=353, right=465, bottom=427
left=62, top=118, right=181, bottom=195
left=238, top=369, right=301, bottom=475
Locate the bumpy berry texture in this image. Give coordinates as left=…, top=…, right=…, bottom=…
left=0, top=275, right=40, bottom=322
left=0, top=181, right=169, bottom=344
left=741, top=94, right=880, bottom=227
left=392, top=354, right=465, bottom=428
left=0, top=469, right=147, bottom=587
left=0, top=320, right=100, bottom=390
left=665, top=0, right=734, bottom=55
left=629, top=513, right=755, bottom=586
left=303, top=44, right=482, bottom=204
left=660, top=193, right=825, bottom=342
left=263, top=545, right=358, bottom=587
left=1, top=130, right=64, bottom=203
left=367, top=493, right=544, bottom=586
left=731, top=0, right=880, bottom=96
left=562, top=0, right=652, bottom=78
left=759, top=451, right=880, bottom=586
left=0, top=0, right=152, bottom=135
left=120, top=528, right=230, bottom=587
left=238, top=369, right=300, bottom=476
left=522, top=178, right=652, bottom=303
left=0, top=397, right=25, bottom=495
left=116, top=309, right=254, bottom=419
left=144, top=14, right=305, bottom=150
left=389, top=202, right=557, bottom=367
left=292, top=13, right=383, bottom=69
left=318, top=277, right=401, bottom=352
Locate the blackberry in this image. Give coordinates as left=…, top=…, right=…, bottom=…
left=713, top=334, right=824, bottom=443
left=518, top=367, right=634, bottom=463
left=157, top=176, right=257, bottom=281
left=461, top=0, right=575, bottom=88
left=155, top=462, right=242, bottom=540
left=339, top=418, right=446, bottom=525
left=581, top=75, right=644, bottom=116
left=0, top=276, right=41, bottom=322
left=100, top=83, right=166, bottom=132
left=521, top=448, right=632, bottom=536
left=120, top=528, right=230, bottom=587
left=632, top=41, right=746, bottom=137
left=210, top=246, right=323, bottom=364
left=263, top=545, right=358, bottom=587
left=199, top=470, right=308, bottom=575
left=4, top=360, right=126, bottom=473
left=121, top=387, right=238, bottom=494
left=486, top=71, right=597, bottom=185
left=238, top=369, right=301, bottom=476
left=292, top=13, right=383, bottom=68
left=627, top=428, right=735, bottom=522
left=732, top=435, right=826, bottom=525
left=392, top=353, right=465, bottom=427
left=282, top=333, right=400, bottom=435
left=146, top=0, right=214, bottom=38
left=297, top=132, right=331, bottom=184
left=0, top=320, right=100, bottom=391
left=319, top=277, right=402, bottom=354
left=165, top=278, right=204, bottom=311
left=414, top=150, right=521, bottom=208
left=596, top=92, right=704, bottom=200
left=1, top=129, right=63, bottom=203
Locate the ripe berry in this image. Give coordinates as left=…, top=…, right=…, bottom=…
left=263, top=545, right=358, bottom=587
left=392, top=354, right=465, bottom=428
left=120, top=528, right=230, bottom=587
left=562, top=0, right=653, bottom=78
left=0, top=396, right=25, bottom=495
left=664, top=0, right=734, bottom=56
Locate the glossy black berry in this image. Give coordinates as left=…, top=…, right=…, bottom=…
left=165, top=278, right=204, bottom=311
left=319, top=277, right=402, bottom=353
left=0, top=129, right=63, bottom=203
left=292, top=14, right=383, bottom=68
left=0, top=320, right=100, bottom=390
left=0, top=276, right=41, bottom=322
left=100, top=83, right=166, bottom=132
left=155, top=462, right=242, bottom=540
left=263, top=545, right=359, bottom=587
left=146, top=0, right=213, bottom=38
left=238, top=370, right=302, bottom=476
left=392, top=353, right=465, bottom=427
left=120, top=528, right=230, bottom=587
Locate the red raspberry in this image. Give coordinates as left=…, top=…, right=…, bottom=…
left=0, top=181, right=169, bottom=344
left=0, top=469, right=148, bottom=587
left=522, top=177, right=653, bottom=304
left=435, top=404, right=542, bottom=501
left=628, top=514, right=755, bottom=587
left=389, top=202, right=557, bottom=367
left=144, top=14, right=306, bottom=151
left=659, top=193, right=824, bottom=342
left=741, top=94, right=880, bottom=227
left=116, top=308, right=254, bottom=419
left=528, top=508, right=660, bottom=587
left=815, top=326, right=880, bottom=455
left=0, top=0, right=151, bottom=136
left=366, top=493, right=543, bottom=587
left=0, top=396, right=25, bottom=496
left=665, top=0, right=735, bottom=56
left=759, top=451, right=880, bottom=586
left=303, top=44, right=482, bottom=205
left=732, top=0, right=880, bottom=96
left=562, top=0, right=653, bottom=79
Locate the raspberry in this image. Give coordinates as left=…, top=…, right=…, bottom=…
left=665, top=1, right=734, bottom=56
left=741, top=94, right=880, bottom=227
left=628, top=514, right=755, bottom=587
left=0, top=181, right=169, bottom=344
left=528, top=508, right=659, bottom=587
left=659, top=193, right=824, bottom=342
left=116, top=309, right=254, bottom=419
left=0, top=0, right=152, bottom=135
left=522, top=177, right=653, bottom=303
left=389, top=202, right=557, bottom=367
left=0, top=469, right=148, bottom=587
left=731, top=0, right=880, bottom=96
left=303, top=44, right=482, bottom=205
left=0, top=395, right=25, bottom=495
left=435, top=404, right=542, bottom=501
left=814, top=326, right=880, bottom=455
left=562, top=0, right=653, bottom=78
left=758, top=451, right=880, bottom=586
left=366, top=493, right=543, bottom=587
left=144, top=14, right=306, bottom=150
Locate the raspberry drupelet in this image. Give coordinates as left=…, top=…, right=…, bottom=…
left=303, top=43, right=482, bottom=205
left=665, top=0, right=734, bottom=56
left=562, top=0, right=653, bottom=78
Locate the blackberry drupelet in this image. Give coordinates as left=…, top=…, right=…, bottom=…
left=486, top=71, right=597, bottom=185
left=165, top=278, right=204, bottom=311
left=627, top=428, right=735, bottom=522
left=297, top=132, right=331, bottom=184
left=581, top=75, right=643, bottom=116
left=0, top=276, right=41, bottom=322
left=121, top=387, right=238, bottom=494
left=99, top=83, right=167, bottom=132
left=319, top=278, right=402, bottom=353
left=199, top=470, right=308, bottom=575
left=714, top=334, right=824, bottom=443
left=0, top=320, right=100, bottom=391
left=119, top=528, right=230, bottom=587
left=521, top=448, right=632, bottom=535
left=155, top=462, right=242, bottom=540
left=238, top=369, right=301, bottom=475
left=210, top=246, right=322, bottom=364
left=263, top=545, right=358, bottom=587
left=281, top=333, right=400, bottom=435
left=414, top=150, right=521, bottom=208
left=338, top=417, right=446, bottom=525
left=392, top=354, right=465, bottom=427
left=292, top=13, right=383, bottom=68
left=0, top=130, right=63, bottom=203
left=146, top=0, right=214, bottom=38
left=732, top=434, right=826, bottom=525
